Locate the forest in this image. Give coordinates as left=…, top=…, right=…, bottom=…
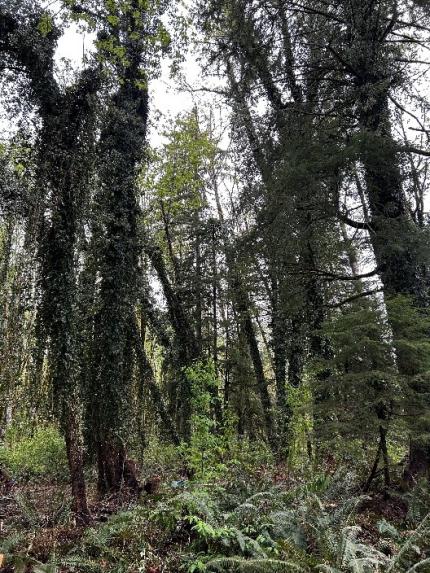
left=1, top=0, right=430, bottom=571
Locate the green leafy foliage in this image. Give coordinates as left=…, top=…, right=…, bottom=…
left=37, top=12, right=53, bottom=37
left=0, top=425, right=68, bottom=481
left=0, top=535, right=59, bottom=573
left=1, top=461, right=429, bottom=572
left=142, top=112, right=218, bottom=219
left=179, top=360, right=225, bottom=479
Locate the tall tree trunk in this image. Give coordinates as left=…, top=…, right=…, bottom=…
left=132, top=318, right=180, bottom=446
left=144, top=242, right=199, bottom=441
left=93, top=1, right=150, bottom=492
left=348, top=2, right=430, bottom=481
left=231, top=274, right=275, bottom=442
left=211, top=223, right=218, bottom=372
left=213, top=180, right=275, bottom=442
left=270, top=275, right=289, bottom=456
left=195, top=216, right=203, bottom=354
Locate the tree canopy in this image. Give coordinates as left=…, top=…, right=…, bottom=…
left=1, top=1, right=430, bottom=571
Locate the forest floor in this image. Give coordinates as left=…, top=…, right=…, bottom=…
left=1, top=458, right=429, bottom=573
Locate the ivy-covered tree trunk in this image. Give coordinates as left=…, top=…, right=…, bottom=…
left=94, top=93, right=146, bottom=492
left=0, top=6, right=103, bottom=520
left=92, top=2, right=150, bottom=492
left=357, top=93, right=427, bottom=303
left=38, top=95, right=97, bottom=522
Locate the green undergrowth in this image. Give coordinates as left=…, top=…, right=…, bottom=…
left=62, top=475, right=430, bottom=572
left=0, top=424, right=68, bottom=481
left=2, top=468, right=429, bottom=573
left=1, top=416, right=430, bottom=573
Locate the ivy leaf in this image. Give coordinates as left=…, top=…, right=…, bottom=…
left=107, top=14, right=120, bottom=26
left=37, top=12, right=53, bottom=37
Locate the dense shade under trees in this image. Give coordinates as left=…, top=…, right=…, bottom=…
left=1, top=0, right=430, bottom=571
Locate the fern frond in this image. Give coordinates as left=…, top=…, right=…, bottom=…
left=315, top=566, right=342, bottom=573
left=405, top=557, right=430, bottom=572
left=387, top=512, right=430, bottom=573
left=59, top=554, right=105, bottom=572
left=206, top=556, right=307, bottom=572
left=0, top=532, right=24, bottom=553
left=246, top=491, right=275, bottom=501
left=229, top=502, right=259, bottom=519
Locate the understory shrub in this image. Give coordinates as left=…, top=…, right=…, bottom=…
left=0, top=424, right=68, bottom=481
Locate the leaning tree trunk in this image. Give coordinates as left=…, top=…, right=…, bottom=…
left=132, top=317, right=180, bottom=446
left=144, top=242, right=200, bottom=441
left=230, top=272, right=275, bottom=443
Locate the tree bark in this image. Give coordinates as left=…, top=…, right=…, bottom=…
left=64, top=409, right=90, bottom=523
left=347, top=3, right=430, bottom=481
left=132, top=318, right=180, bottom=446
left=93, top=0, right=150, bottom=493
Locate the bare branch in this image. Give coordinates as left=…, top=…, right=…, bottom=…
left=315, top=267, right=380, bottom=282
left=401, top=146, right=430, bottom=157
left=327, top=288, right=384, bottom=309
left=337, top=212, right=372, bottom=231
